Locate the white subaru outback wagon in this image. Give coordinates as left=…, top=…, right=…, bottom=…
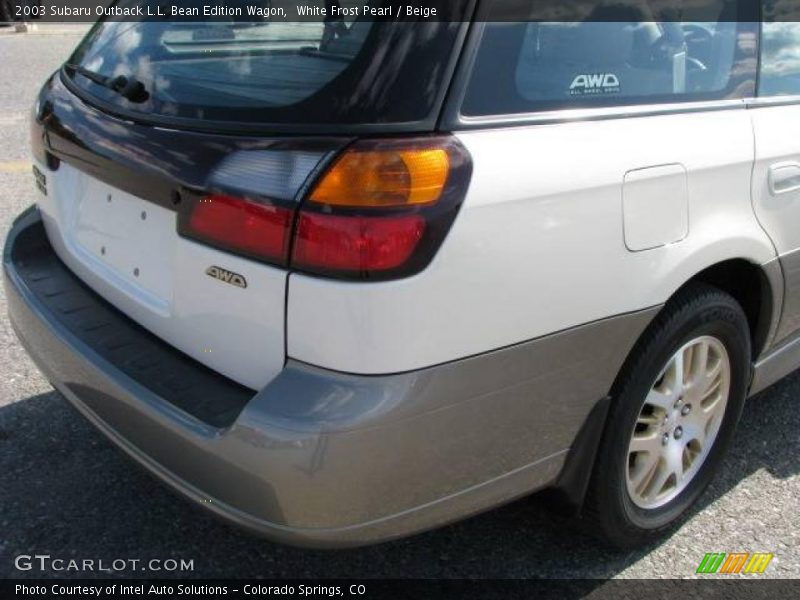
left=5, top=0, right=800, bottom=548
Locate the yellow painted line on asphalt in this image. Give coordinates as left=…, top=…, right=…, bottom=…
left=0, top=160, right=31, bottom=173
left=0, top=112, right=26, bottom=126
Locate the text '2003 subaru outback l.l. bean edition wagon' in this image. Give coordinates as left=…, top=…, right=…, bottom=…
left=5, top=0, right=800, bottom=547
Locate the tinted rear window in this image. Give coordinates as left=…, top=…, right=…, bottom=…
left=65, top=2, right=469, bottom=131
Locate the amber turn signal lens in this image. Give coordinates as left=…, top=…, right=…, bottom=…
left=310, top=148, right=450, bottom=208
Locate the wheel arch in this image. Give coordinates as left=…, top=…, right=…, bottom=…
left=549, top=257, right=781, bottom=515
left=624, top=257, right=781, bottom=397
left=666, top=258, right=782, bottom=364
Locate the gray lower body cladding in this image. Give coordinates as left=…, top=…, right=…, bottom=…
left=4, top=207, right=658, bottom=547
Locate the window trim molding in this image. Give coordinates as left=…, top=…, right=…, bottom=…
left=448, top=98, right=750, bottom=129
left=748, top=95, right=800, bottom=108
left=443, top=96, right=800, bottom=131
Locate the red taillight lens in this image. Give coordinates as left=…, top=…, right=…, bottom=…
left=292, top=213, right=426, bottom=273
left=184, top=195, right=292, bottom=265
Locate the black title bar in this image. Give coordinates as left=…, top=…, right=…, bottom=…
left=5, top=0, right=800, bottom=23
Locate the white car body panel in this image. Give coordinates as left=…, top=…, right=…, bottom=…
left=751, top=104, right=800, bottom=255
left=287, top=110, right=776, bottom=375
left=35, top=162, right=286, bottom=390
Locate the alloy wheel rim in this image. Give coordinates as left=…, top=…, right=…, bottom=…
left=626, top=336, right=731, bottom=510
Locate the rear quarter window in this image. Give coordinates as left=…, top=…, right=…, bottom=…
left=461, top=1, right=757, bottom=117
left=759, top=20, right=800, bottom=96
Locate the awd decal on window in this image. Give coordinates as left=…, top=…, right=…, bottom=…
left=205, top=266, right=247, bottom=289
left=569, top=73, right=621, bottom=96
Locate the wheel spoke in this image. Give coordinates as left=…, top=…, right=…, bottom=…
left=690, top=340, right=710, bottom=387
left=701, top=375, right=723, bottom=403
left=703, top=411, right=722, bottom=440
left=693, top=390, right=726, bottom=436
left=704, top=357, right=723, bottom=390
left=672, top=349, right=687, bottom=391
left=646, top=460, right=675, bottom=499
left=681, top=421, right=707, bottom=449
left=666, top=444, right=684, bottom=483
left=629, top=433, right=661, bottom=455
left=630, top=452, right=660, bottom=491
left=644, top=388, right=674, bottom=411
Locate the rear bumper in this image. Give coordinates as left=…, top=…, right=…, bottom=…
left=4, top=207, right=657, bottom=547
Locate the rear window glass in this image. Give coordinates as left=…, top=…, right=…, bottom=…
left=462, top=2, right=757, bottom=117
left=65, top=1, right=469, bottom=130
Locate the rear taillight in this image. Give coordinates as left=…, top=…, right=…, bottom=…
left=178, top=136, right=472, bottom=280
left=293, top=137, right=471, bottom=280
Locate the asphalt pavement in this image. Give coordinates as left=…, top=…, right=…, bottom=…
left=0, top=27, right=798, bottom=581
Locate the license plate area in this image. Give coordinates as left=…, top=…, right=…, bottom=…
left=37, top=161, right=287, bottom=390
left=68, top=176, right=175, bottom=309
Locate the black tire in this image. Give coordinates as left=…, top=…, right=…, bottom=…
left=584, top=283, right=751, bottom=548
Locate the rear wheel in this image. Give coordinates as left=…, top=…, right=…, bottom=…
left=584, top=284, right=750, bottom=548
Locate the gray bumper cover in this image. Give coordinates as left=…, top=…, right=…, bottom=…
left=4, top=207, right=657, bottom=547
